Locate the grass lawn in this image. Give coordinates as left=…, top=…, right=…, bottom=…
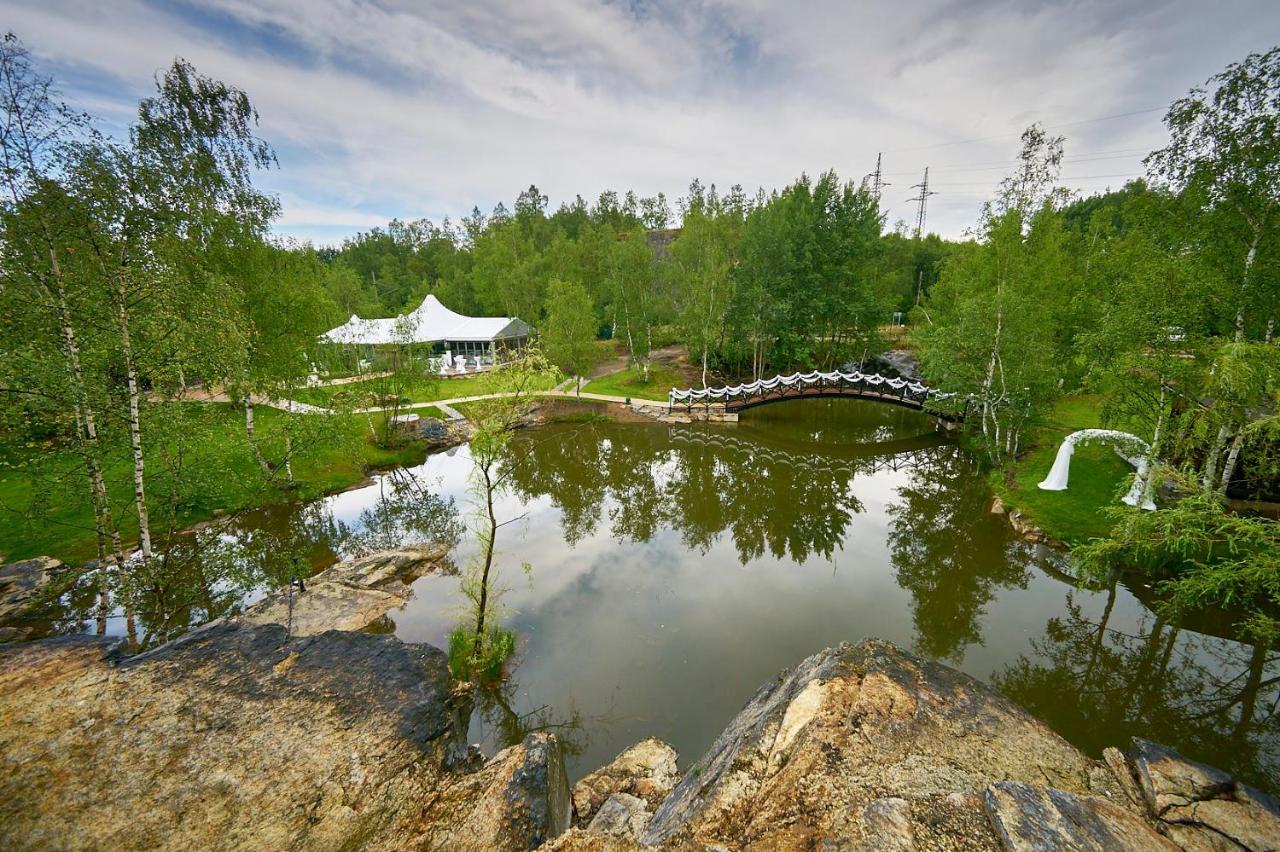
left=288, top=369, right=562, bottom=408
left=581, top=362, right=687, bottom=401
left=0, top=402, right=424, bottom=565
left=991, top=394, right=1137, bottom=545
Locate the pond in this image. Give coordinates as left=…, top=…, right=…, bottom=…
left=30, top=399, right=1280, bottom=788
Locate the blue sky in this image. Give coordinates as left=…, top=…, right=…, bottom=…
left=7, top=0, right=1278, bottom=243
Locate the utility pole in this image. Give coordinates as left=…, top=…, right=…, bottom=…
left=909, top=167, right=937, bottom=239
left=866, top=152, right=890, bottom=201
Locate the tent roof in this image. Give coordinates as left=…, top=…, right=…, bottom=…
left=320, top=295, right=531, bottom=345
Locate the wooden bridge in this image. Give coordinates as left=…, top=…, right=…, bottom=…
left=668, top=370, right=966, bottom=421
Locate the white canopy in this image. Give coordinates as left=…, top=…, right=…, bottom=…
left=320, top=295, right=530, bottom=346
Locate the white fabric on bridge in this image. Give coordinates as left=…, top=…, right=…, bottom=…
left=668, top=370, right=952, bottom=405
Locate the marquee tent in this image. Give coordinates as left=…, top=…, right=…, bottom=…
left=319, top=295, right=531, bottom=360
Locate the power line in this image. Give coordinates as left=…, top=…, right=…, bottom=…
left=885, top=106, right=1165, bottom=154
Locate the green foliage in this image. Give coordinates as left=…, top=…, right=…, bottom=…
left=448, top=624, right=517, bottom=683
left=1074, top=486, right=1280, bottom=643
left=542, top=277, right=597, bottom=385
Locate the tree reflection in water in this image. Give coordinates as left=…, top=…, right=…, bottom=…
left=993, top=591, right=1280, bottom=789
left=502, top=422, right=963, bottom=564
left=37, top=470, right=461, bottom=650
left=887, top=443, right=1031, bottom=661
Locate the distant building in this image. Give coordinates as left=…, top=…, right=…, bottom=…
left=319, top=295, right=532, bottom=366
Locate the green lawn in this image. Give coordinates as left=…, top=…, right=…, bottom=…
left=0, top=402, right=424, bottom=565
left=581, top=362, right=687, bottom=401
left=991, top=394, right=1137, bottom=544
left=289, top=369, right=561, bottom=408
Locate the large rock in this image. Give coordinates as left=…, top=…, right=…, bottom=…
left=572, top=738, right=680, bottom=825
left=1130, top=738, right=1280, bottom=851
left=0, top=620, right=567, bottom=850
left=984, top=781, right=1178, bottom=850
left=0, top=556, right=64, bottom=643
left=238, top=544, right=451, bottom=636
left=642, top=639, right=1117, bottom=849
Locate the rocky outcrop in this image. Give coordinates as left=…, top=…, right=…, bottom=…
left=238, top=544, right=452, bottom=636
left=0, top=556, right=65, bottom=643
left=560, top=640, right=1277, bottom=851
left=1129, top=738, right=1280, bottom=851
left=571, top=738, right=680, bottom=826
left=641, top=639, right=1108, bottom=849
left=0, top=620, right=569, bottom=850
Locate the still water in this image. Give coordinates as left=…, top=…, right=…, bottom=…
left=39, top=399, right=1280, bottom=787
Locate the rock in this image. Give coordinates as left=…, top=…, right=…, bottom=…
left=983, top=781, right=1177, bottom=850
left=861, top=797, right=916, bottom=850
left=587, top=793, right=652, bottom=842
left=419, top=415, right=450, bottom=441
left=238, top=544, right=451, bottom=636
left=1103, top=746, right=1144, bottom=808
left=415, top=731, right=572, bottom=849
left=642, top=639, right=1104, bottom=849
left=0, top=621, right=569, bottom=850
left=0, top=556, right=65, bottom=644
left=572, top=737, right=680, bottom=824
left=879, top=349, right=923, bottom=381
left=1130, top=738, right=1280, bottom=851
left=544, top=828, right=648, bottom=851
left=990, top=496, right=1006, bottom=515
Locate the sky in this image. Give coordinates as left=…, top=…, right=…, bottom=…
left=7, top=0, right=1279, bottom=244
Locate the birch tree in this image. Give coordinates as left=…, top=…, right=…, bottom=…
left=1147, top=47, right=1280, bottom=342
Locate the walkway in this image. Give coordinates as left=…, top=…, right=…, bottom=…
left=669, top=369, right=964, bottom=420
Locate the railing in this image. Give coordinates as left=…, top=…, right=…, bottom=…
left=668, top=370, right=961, bottom=417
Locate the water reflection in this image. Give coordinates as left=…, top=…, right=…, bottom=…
left=505, top=420, right=951, bottom=565
left=993, top=590, right=1280, bottom=789
left=887, top=444, right=1031, bottom=661
left=21, top=399, right=1278, bottom=788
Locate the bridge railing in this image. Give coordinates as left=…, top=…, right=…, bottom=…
left=668, top=370, right=956, bottom=411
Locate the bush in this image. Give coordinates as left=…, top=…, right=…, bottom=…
left=447, top=624, right=517, bottom=683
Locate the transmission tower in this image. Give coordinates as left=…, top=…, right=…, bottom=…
left=866, top=152, right=890, bottom=200
left=909, top=167, right=937, bottom=239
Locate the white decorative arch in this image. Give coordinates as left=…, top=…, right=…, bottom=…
left=1037, top=429, right=1157, bottom=510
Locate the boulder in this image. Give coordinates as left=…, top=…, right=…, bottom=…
left=572, top=737, right=680, bottom=824
left=642, top=639, right=1115, bottom=849
left=419, top=416, right=450, bottom=441
left=1130, top=738, right=1280, bottom=851
left=0, top=621, right=568, bottom=850
left=587, top=793, right=653, bottom=842
left=238, top=544, right=451, bottom=636
left=0, top=556, right=64, bottom=643
left=413, top=731, right=572, bottom=849
left=983, top=781, right=1178, bottom=850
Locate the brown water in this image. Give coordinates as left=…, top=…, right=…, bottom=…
left=37, top=399, right=1280, bottom=787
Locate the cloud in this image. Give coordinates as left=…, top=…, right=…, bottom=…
left=5, top=0, right=1278, bottom=241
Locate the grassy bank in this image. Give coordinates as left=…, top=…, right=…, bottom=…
left=0, top=402, right=424, bottom=565
left=990, top=395, right=1135, bottom=544
left=581, top=362, right=685, bottom=401
left=290, top=369, right=561, bottom=408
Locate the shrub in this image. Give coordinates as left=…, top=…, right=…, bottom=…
left=447, top=625, right=518, bottom=683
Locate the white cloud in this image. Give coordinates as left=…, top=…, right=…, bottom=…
left=5, top=0, right=1279, bottom=241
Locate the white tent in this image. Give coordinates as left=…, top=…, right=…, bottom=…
left=319, top=295, right=531, bottom=348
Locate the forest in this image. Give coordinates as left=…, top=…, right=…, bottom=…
left=1, top=34, right=1278, bottom=648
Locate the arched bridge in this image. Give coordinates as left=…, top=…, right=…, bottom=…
left=668, top=370, right=966, bottom=421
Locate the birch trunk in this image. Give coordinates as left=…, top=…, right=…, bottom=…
left=115, top=276, right=152, bottom=567
left=1235, top=226, right=1260, bottom=341
left=1202, top=424, right=1230, bottom=491
left=245, top=398, right=271, bottom=473
left=1219, top=430, right=1245, bottom=495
